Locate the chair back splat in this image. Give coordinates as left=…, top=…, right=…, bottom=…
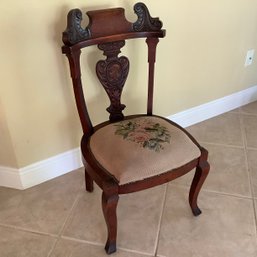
left=62, top=2, right=209, bottom=255
left=62, top=2, right=165, bottom=133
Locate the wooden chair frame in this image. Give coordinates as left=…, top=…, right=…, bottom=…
left=62, top=2, right=209, bottom=254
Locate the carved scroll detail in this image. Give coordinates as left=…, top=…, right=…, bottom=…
left=96, top=41, right=129, bottom=122
left=133, top=2, right=163, bottom=32
left=62, top=9, right=91, bottom=45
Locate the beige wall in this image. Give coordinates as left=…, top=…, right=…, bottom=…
left=0, top=98, right=18, bottom=167
left=1, top=0, right=257, bottom=168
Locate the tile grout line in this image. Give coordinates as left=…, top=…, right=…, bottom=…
left=47, top=191, right=82, bottom=257
left=46, top=238, right=59, bottom=257
left=239, top=112, right=257, bottom=236
left=196, top=141, right=245, bottom=149
left=58, top=192, right=81, bottom=237
left=245, top=146, right=257, bottom=151
left=0, top=223, right=59, bottom=257
left=239, top=111, right=257, bottom=117
left=58, top=192, right=80, bottom=237
left=61, top=235, right=154, bottom=256
left=200, top=189, right=252, bottom=200
left=117, top=247, right=154, bottom=256
left=171, top=183, right=253, bottom=200
left=154, top=184, right=168, bottom=257
left=0, top=223, right=58, bottom=238
left=0, top=181, right=85, bottom=257
left=60, top=235, right=104, bottom=247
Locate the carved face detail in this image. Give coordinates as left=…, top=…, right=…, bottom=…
left=106, top=62, right=122, bottom=83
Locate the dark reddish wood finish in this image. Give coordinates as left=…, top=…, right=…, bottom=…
left=146, top=37, right=159, bottom=115
left=85, top=169, right=94, bottom=192
left=96, top=40, right=129, bottom=121
left=189, top=147, right=210, bottom=216
left=102, top=184, right=119, bottom=254
left=62, top=2, right=209, bottom=254
left=64, top=49, right=93, bottom=136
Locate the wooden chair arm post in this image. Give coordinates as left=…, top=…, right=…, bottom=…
left=146, top=37, right=159, bottom=115
left=64, top=48, right=93, bottom=136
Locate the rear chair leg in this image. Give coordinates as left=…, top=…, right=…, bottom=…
left=85, top=169, right=94, bottom=192
left=189, top=148, right=210, bottom=216
left=102, top=189, right=119, bottom=254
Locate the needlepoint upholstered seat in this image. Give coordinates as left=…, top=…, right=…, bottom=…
left=62, top=2, right=209, bottom=254
left=90, top=116, right=201, bottom=185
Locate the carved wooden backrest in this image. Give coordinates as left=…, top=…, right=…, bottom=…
left=96, top=41, right=128, bottom=122
left=62, top=2, right=165, bottom=135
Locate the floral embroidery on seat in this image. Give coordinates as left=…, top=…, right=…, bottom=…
left=114, top=118, right=171, bottom=152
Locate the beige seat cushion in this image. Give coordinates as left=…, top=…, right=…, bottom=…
left=90, top=116, right=201, bottom=185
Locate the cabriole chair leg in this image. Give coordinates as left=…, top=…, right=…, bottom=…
left=189, top=149, right=210, bottom=216
left=102, top=191, right=119, bottom=254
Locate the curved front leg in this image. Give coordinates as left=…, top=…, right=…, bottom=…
left=189, top=148, right=210, bottom=216
left=102, top=188, right=119, bottom=254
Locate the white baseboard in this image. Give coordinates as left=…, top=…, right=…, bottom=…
left=168, top=85, right=257, bottom=127
left=0, top=148, right=83, bottom=190
left=1, top=84, right=257, bottom=190
left=0, top=166, right=23, bottom=190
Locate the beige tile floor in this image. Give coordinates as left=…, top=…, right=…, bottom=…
left=1, top=101, right=257, bottom=257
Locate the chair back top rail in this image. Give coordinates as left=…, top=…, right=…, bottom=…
left=62, top=2, right=165, bottom=51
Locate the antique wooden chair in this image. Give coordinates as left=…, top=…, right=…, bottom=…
left=62, top=2, right=210, bottom=254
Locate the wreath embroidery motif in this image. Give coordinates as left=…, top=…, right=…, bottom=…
left=114, top=118, right=171, bottom=152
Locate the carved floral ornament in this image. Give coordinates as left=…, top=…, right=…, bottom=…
left=62, top=2, right=163, bottom=45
